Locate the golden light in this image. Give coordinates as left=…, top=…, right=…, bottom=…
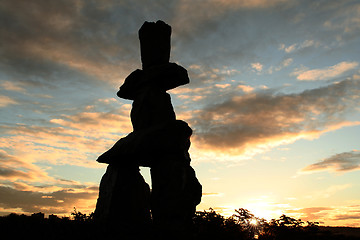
left=250, top=218, right=258, bottom=226
left=244, top=198, right=286, bottom=220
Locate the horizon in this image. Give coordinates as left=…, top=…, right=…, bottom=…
left=1, top=0, right=360, bottom=227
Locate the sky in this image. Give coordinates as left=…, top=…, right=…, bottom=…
left=1, top=0, right=360, bottom=227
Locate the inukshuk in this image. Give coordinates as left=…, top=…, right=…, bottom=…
left=94, top=20, right=202, bottom=239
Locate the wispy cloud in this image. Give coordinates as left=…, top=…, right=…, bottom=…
left=173, top=0, right=293, bottom=35
left=0, top=148, right=99, bottom=215
left=287, top=204, right=360, bottom=226
left=316, top=184, right=351, bottom=199
left=333, top=213, right=360, bottom=221
left=50, top=110, right=132, bottom=132
left=301, top=151, right=360, bottom=174
left=187, top=65, right=240, bottom=85
left=279, top=40, right=318, bottom=53
left=323, top=2, right=360, bottom=33
left=269, top=58, right=293, bottom=73
left=282, top=43, right=297, bottom=53
left=288, top=207, right=333, bottom=221
left=293, top=61, right=359, bottom=81
left=0, top=81, right=26, bottom=93
left=202, top=192, right=223, bottom=197
left=0, top=113, right=130, bottom=168
left=0, top=147, right=99, bottom=215
left=0, top=150, right=49, bottom=182
left=0, top=95, right=18, bottom=108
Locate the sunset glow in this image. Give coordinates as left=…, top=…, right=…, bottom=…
left=1, top=0, right=360, bottom=227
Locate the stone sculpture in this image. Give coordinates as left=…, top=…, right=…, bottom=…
left=94, top=20, right=202, bottom=239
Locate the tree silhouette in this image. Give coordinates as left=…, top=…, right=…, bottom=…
left=0, top=207, right=359, bottom=240
left=233, top=208, right=265, bottom=238
left=71, top=207, right=93, bottom=222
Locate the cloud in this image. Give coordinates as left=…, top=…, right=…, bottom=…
left=0, top=168, right=33, bottom=180
left=215, top=84, right=231, bottom=89
left=50, top=111, right=132, bottom=132
left=173, top=0, right=293, bottom=35
left=0, top=81, right=26, bottom=93
left=0, top=93, right=134, bottom=173
left=0, top=113, right=131, bottom=168
left=279, top=40, right=317, bottom=53
left=328, top=205, right=360, bottom=225
left=300, top=39, right=317, bottom=48
left=187, top=65, right=240, bottom=85
left=251, top=62, right=263, bottom=72
left=290, top=207, right=333, bottom=221
left=190, top=79, right=360, bottom=156
left=317, top=184, right=351, bottom=199
left=270, top=58, right=293, bottom=73
left=0, top=95, right=18, bottom=108
left=0, top=149, right=99, bottom=216
left=0, top=0, right=143, bottom=87
left=237, top=85, right=254, bottom=93
left=286, top=204, right=360, bottom=226
left=211, top=0, right=292, bottom=9
left=0, top=148, right=99, bottom=215
left=301, top=151, right=360, bottom=174
left=293, top=61, right=359, bottom=81
left=333, top=213, right=360, bottom=221
left=281, top=58, right=293, bottom=67
left=202, top=192, right=223, bottom=197
left=323, top=2, right=360, bottom=33
left=0, top=150, right=50, bottom=182
left=0, top=185, right=97, bottom=215
left=284, top=43, right=297, bottom=53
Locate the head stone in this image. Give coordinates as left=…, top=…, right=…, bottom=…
left=139, top=20, right=171, bottom=70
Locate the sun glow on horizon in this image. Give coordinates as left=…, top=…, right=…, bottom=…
left=250, top=218, right=258, bottom=226
left=244, top=200, right=284, bottom=221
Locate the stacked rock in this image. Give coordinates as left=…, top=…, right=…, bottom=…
left=94, top=21, right=202, bottom=239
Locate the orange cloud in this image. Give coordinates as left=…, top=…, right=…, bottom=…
left=0, top=148, right=100, bottom=216
left=0, top=150, right=50, bottom=182
left=0, top=81, right=26, bottom=93
left=0, top=148, right=99, bottom=215
left=0, top=185, right=98, bottom=216
left=237, top=85, right=254, bottom=93
left=50, top=111, right=132, bottom=132
left=294, top=61, right=359, bottom=81
left=190, top=79, right=360, bottom=157
left=286, top=205, right=360, bottom=227
left=0, top=95, right=18, bottom=108
left=0, top=101, right=135, bottom=171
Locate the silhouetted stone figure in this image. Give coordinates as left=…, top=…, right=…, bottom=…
left=94, top=20, right=201, bottom=239
left=94, top=165, right=151, bottom=237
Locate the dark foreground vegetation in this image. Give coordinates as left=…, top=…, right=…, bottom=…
left=1, top=208, right=360, bottom=240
